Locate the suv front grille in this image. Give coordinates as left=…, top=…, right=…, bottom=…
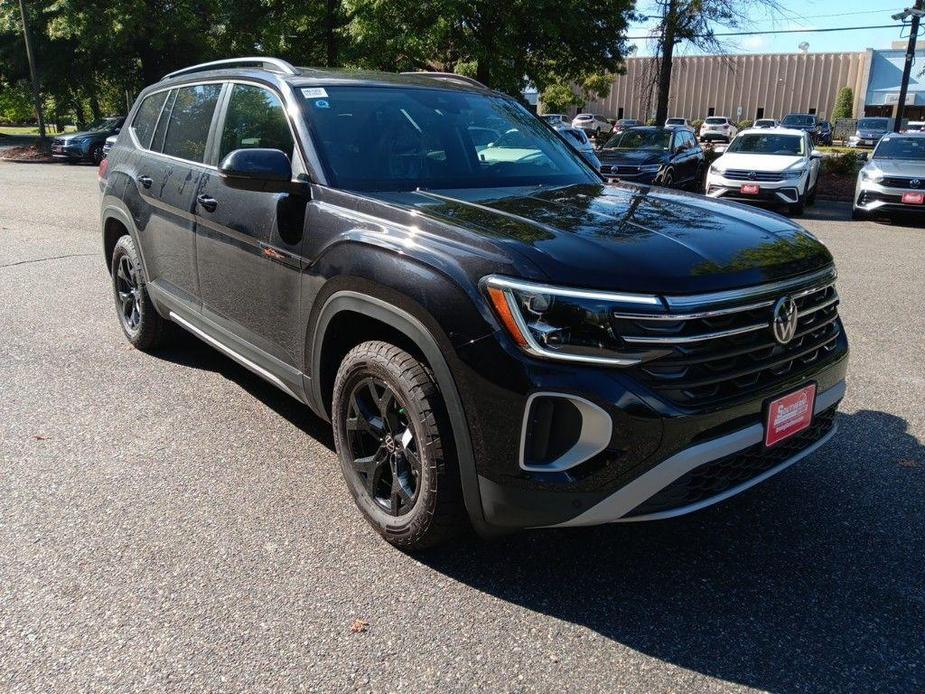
left=615, top=270, right=842, bottom=408
left=879, top=177, right=925, bottom=189
left=722, top=169, right=786, bottom=182
left=624, top=405, right=838, bottom=517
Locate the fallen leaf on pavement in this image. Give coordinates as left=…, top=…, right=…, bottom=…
left=350, top=619, right=369, bottom=634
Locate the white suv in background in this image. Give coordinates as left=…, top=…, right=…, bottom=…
left=572, top=113, right=613, bottom=135
left=705, top=127, right=822, bottom=215
left=699, top=116, right=738, bottom=143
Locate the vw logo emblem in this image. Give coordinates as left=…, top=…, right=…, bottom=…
left=771, top=296, right=799, bottom=345
left=384, top=434, right=397, bottom=454
left=912, top=179, right=921, bottom=189
left=748, top=171, right=757, bottom=180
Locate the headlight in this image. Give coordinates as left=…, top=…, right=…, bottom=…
left=780, top=168, right=806, bottom=180
left=860, top=170, right=882, bottom=183
left=709, top=164, right=725, bottom=175
left=639, top=164, right=662, bottom=172
left=483, top=276, right=661, bottom=366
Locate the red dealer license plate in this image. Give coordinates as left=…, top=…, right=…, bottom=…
left=740, top=183, right=760, bottom=195
left=901, top=192, right=924, bottom=205
left=765, top=384, right=816, bottom=447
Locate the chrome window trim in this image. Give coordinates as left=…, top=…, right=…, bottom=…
left=518, top=393, right=613, bottom=473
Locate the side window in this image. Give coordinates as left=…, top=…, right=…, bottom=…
left=131, top=91, right=168, bottom=149
left=160, top=84, right=222, bottom=163
left=219, top=84, right=294, bottom=161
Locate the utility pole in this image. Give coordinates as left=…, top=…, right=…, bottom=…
left=894, top=0, right=924, bottom=133
left=17, top=0, right=47, bottom=141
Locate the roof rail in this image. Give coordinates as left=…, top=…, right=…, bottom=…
left=400, top=71, right=489, bottom=90
left=162, top=57, right=298, bottom=81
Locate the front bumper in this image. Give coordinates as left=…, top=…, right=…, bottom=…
left=51, top=141, right=88, bottom=159
left=459, top=319, right=848, bottom=529
left=854, top=181, right=925, bottom=213
left=705, top=173, right=804, bottom=205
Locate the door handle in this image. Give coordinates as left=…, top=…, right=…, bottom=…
left=196, top=194, right=218, bottom=212
left=137, top=175, right=152, bottom=189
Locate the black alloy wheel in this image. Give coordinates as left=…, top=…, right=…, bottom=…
left=344, top=376, right=421, bottom=516
left=90, top=144, right=104, bottom=166
left=332, top=341, right=468, bottom=549
left=115, top=253, right=142, bottom=333
left=110, top=234, right=172, bottom=351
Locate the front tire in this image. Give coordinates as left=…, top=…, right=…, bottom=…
left=851, top=207, right=868, bottom=221
left=788, top=195, right=806, bottom=216
left=110, top=235, right=172, bottom=351
left=660, top=167, right=675, bottom=188
left=90, top=144, right=104, bottom=166
left=332, top=341, right=467, bottom=550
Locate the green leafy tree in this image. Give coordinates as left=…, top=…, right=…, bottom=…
left=344, top=0, right=634, bottom=98
left=832, top=86, right=854, bottom=120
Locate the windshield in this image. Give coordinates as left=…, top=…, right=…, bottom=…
left=603, top=129, right=671, bottom=150
left=299, top=86, right=595, bottom=192
left=858, top=118, right=889, bottom=131
left=666, top=118, right=685, bottom=125
left=87, top=117, right=122, bottom=132
left=705, top=118, right=727, bottom=125
left=755, top=120, right=774, bottom=126
left=728, top=133, right=805, bottom=156
left=873, top=135, right=925, bottom=160
left=782, top=114, right=815, bottom=127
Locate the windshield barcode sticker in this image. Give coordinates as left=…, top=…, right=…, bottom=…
left=301, top=87, right=328, bottom=99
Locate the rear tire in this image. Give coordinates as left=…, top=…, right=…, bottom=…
left=110, top=235, right=172, bottom=352
left=332, top=341, right=468, bottom=550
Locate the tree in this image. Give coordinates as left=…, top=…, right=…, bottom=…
left=344, top=0, right=634, bottom=98
left=643, top=0, right=783, bottom=124
left=832, top=86, right=854, bottom=120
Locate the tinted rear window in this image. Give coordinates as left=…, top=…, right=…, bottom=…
left=705, top=118, right=726, bottom=125
left=160, top=84, right=222, bottom=163
left=131, top=91, right=168, bottom=149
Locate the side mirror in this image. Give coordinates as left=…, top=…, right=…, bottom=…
left=810, top=149, right=823, bottom=159
left=218, top=148, right=305, bottom=194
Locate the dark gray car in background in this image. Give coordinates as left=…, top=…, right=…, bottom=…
left=52, top=116, right=125, bottom=164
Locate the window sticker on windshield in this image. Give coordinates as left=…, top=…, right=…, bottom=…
left=301, top=87, right=328, bottom=99
left=314, top=99, right=330, bottom=109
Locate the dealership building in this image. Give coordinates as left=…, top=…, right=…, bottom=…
left=562, top=42, right=925, bottom=123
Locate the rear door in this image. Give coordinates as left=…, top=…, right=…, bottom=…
left=130, top=83, right=223, bottom=309
left=194, top=81, right=306, bottom=372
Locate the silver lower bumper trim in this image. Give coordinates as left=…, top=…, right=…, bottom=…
left=550, top=380, right=845, bottom=527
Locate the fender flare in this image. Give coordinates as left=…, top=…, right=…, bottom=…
left=101, top=202, right=148, bottom=273
left=311, top=291, right=496, bottom=536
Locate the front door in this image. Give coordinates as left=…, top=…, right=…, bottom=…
left=195, top=82, right=306, bottom=370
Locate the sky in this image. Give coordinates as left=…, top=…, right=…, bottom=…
left=627, top=1, right=909, bottom=57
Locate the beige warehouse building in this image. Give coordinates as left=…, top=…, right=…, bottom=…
left=573, top=51, right=870, bottom=122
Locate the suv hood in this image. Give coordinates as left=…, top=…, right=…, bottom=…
left=58, top=130, right=109, bottom=142
left=864, top=159, right=925, bottom=177
left=716, top=152, right=805, bottom=172
left=368, top=183, right=832, bottom=294
left=598, top=149, right=665, bottom=166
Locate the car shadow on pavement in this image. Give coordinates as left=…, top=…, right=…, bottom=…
left=419, top=408, right=925, bottom=693
left=154, top=334, right=336, bottom=451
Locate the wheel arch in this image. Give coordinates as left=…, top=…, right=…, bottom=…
left=311, top=290, right=493, bottom=535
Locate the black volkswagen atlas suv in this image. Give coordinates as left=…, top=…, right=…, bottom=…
left=99, top=58, right=848, bottom=549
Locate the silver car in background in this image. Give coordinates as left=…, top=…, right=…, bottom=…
left=853, top=132, right=925, bottom=220
left=552, top=125, right=601, bottom=170
left=848, top=117, right=892, bottom=148
left=571, top=113, right=613, bottom=135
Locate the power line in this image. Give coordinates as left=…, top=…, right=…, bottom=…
left=626, top=23, right=902, bottom=40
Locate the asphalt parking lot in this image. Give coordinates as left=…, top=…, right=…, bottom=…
left=1, top=161, right=923, bottom=693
